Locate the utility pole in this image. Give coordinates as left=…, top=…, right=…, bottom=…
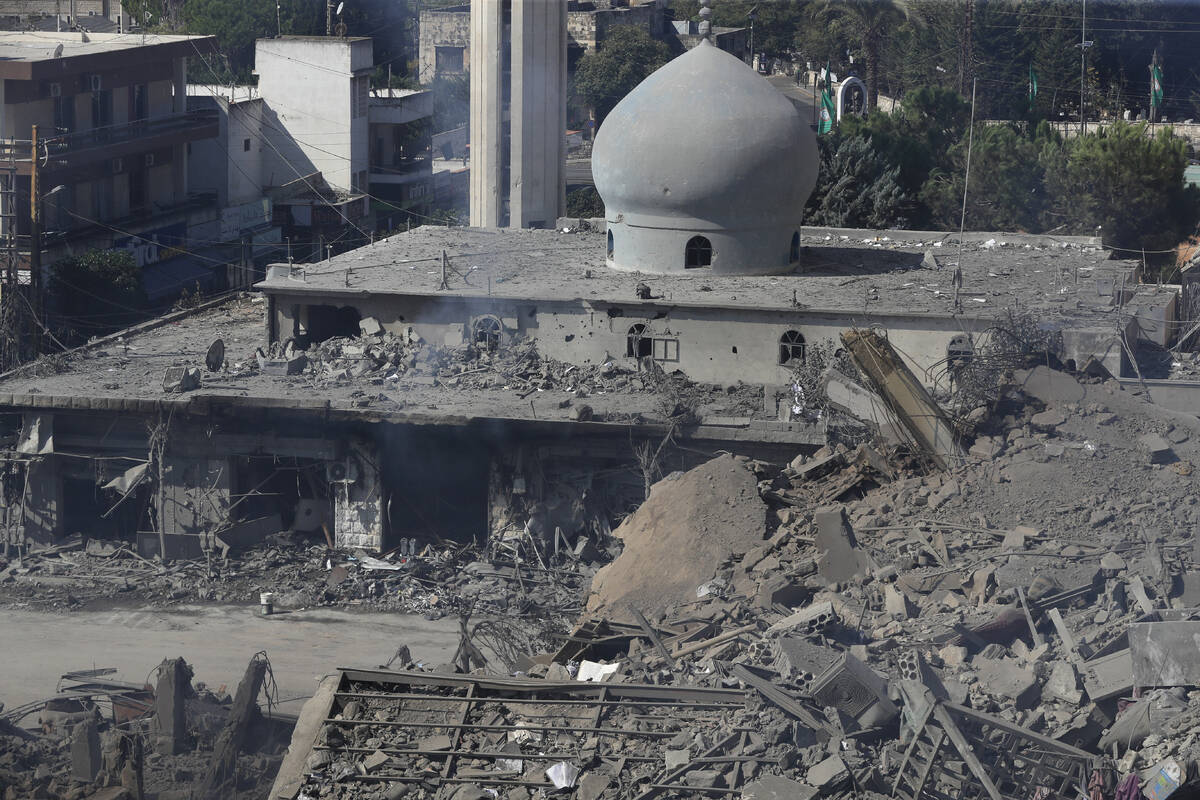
left=326, top=0, right=334, bottom=36
left=1080, top=0, right=1087, bottom=135
left=29, top=124, right=41, bottom=357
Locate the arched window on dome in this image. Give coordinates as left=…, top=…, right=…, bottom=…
left=607, top=230, right=614, bottom=259
left=626, top=323, right=652, bottom=358
left=790, top=232, right=800, bottom=263
left=685, top=236, right=712, bottom=268
left=779, top=330, right=806, bottom=365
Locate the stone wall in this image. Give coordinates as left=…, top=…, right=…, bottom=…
left=418, top=7, right=470, bottom=84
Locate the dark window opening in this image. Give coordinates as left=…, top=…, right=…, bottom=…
left=298, top=304, right=362, bottom=348
left=130, top=84, right=148, bottom=122
left=626, top=323, right=652, bottom=358
left=1065, top=358, right=1077, bottom=372
left=243, top=138, right=252, bottom=152
left=53, top=96, right=75, bottom=133
left=606, top=230, right=614, bottom=258
left=779, top=330, right=806, bottom=365
left=91, top=88, right=112, bottom=130
left=790, top=231, right=800, bottom=263
left=128, top=168, right=147, bottom=212
left=472, top=316, right=502, bottom=352
left=685, top=236, right=712, bottom=268
left=435, top=46, right=466, bottom=74
left=947, top=334, right=973, bottom=370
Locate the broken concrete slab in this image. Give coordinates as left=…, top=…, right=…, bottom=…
left=1130, top=620, right=1200, bottom=687
left=70, top=717, right=101, bottom=782
left=1083, top=649, right=1134, bottom=702
left=805, top=755, right=848, bottom=788
left=972, top=658, right=1039, bottom=709
left=741, top=775, right=818, bottom=800
left=1042, top=661, right=1082, bottom=705
left=1140, top=434, right=1177, bottom=465
left=813, top=505, right=872, bottom=582
left=162, top=366, right=201, bottom=393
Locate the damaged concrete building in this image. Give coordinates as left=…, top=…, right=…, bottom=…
left=0, top=37, right=1182, bottom=562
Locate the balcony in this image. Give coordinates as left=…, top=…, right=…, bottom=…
left=4, top=109, right=219, bottom=175
left=369, top=155, right=433, bottom=185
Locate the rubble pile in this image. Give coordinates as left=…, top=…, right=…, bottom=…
left=286, top=366, right=1200, bottom=800
left=245, top=319, right=765, bottom=420
left=0, top=534, right=591, bottom=621
left=0, top=657, right=287, bottom=800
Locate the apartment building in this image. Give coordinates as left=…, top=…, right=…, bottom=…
left=0, top=30, right=220, bottom=302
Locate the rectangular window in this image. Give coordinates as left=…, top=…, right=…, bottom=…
left=91, top=88, right=112, bottom=129
left=243, top=138, right=251, bottom=152
left=435, top=46, right=465, bottom=74
left=130, top=83, right=148, bottom=122
left=53, top=95, right=75, bottom=133
left=653, top=338, right=679, bottom=362
left=129, top=168, right=147, bottom=211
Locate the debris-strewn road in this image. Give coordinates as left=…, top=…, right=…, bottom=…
left=0, top=605, right=461, bottom=712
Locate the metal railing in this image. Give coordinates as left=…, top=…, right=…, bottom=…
left=44, top=109, right=219, bottom=154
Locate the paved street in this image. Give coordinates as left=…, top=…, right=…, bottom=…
left=0, top=605, right=462, bottom=713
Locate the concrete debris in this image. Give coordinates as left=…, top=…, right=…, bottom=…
left=10, top=359, right=1200, bottom=800
left=0, top=659, right=288, bottom=800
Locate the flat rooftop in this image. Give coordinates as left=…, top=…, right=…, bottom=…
left=258, top=225, right=1146, bottom=325
left=0, top=31, right=216, bottom=78
left=0, top=296, right=803, bottom=440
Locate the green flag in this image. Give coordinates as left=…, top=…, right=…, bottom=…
left=818, top=62, right=835, bottom=135
left=1028, top=65, right=1038, bottom=109
left=1151, top=62, right=1164, bottom=110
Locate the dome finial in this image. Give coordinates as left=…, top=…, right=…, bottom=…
left=698, top=0, right=712, bottom=39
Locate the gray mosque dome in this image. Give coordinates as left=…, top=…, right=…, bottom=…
left=592, top=38, right=819, bottom=276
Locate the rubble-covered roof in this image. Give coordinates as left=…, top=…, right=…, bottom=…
left=0, top=296, right=801, bottom=436
left=257, top=225, right=1146, bottom=325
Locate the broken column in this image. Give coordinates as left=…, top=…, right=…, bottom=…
left=331, top=439, right=384, bottom=551
left=70, top=716, right=102, bottom=783
left=152, top=657, right=194, bottom=755
left=198, top=654, right=268, bottom=799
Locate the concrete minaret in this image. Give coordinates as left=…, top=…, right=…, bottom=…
left=469, top=0, right=567, bottom=229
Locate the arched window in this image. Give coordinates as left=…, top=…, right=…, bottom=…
left=790, top=231, right=800, bottom=263
left=779, top=330, right=806, bottom=365
left=947, top=334, right=972, bottom=369
left=685, top=235, right=712, bottom=268
left=472, top=316, right=502, bottom=352
left=606, top=230, right=614, bottom=259
left=626, top=323, right=652, bottom=358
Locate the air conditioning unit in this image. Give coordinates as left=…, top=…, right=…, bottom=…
left=144, top=153, right=155, bottom=168
left=89, top=74, right=102, bottom=92
left=111, top=157, right=123, bottom=174
left=49, top=82, right=61, bottom=98
left=326, top=458, right=360, bottom=485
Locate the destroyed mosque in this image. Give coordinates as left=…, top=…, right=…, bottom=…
left=2, top=13, right=1200, bottom=800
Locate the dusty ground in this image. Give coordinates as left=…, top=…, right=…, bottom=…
left=0, top=604, right=462, bottom=713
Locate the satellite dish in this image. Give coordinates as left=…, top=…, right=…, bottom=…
left=336, top=2, right=344, bottom=15
left=52, top=43, right=63, bottom=58
left=205, top=339, right=225, bottom=373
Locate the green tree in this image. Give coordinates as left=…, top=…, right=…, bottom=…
left=1041, top=122, right=1200, bottom=251
left=566, top=187, right=605, bottom=219
left=574, top=26, right=672, bottom=124
left=804, top=134, right=911, bottom=228
left=50, top=250, right=150, bottom=343
left=816, top=0, right=917, bottom=110
left=921, top=124, right=1044, bottom=232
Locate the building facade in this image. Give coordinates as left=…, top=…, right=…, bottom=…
left=0, top=31, right=221, bottom=306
